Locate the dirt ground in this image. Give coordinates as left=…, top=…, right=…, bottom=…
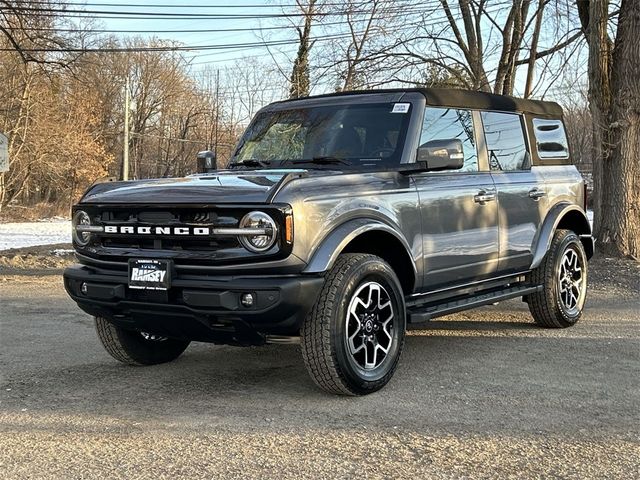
left=0, top=255, right=639, bottom=479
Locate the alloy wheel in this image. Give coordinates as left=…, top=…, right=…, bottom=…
left=557, top=246, right=585, bottom=314
left=345, top=281, right=395, bottom=370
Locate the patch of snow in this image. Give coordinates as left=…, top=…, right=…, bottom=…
left=587, top=209, right=594, bottom=229
left=52, top=248, right=75, bottom=256
left=0, top=221, right=71, bottom=250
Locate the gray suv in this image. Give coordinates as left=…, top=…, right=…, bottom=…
left=64, top=89, right=593, bottom=395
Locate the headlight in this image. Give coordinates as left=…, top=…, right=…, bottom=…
left=72, top=210, right=92, bottom=246
left=238, top=211, right=277, bottom=252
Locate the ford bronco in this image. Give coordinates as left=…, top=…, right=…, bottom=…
left=64, top=89, right=593, bottom=395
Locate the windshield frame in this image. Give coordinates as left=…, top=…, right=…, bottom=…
left=229, top=92, right=426, bottom=172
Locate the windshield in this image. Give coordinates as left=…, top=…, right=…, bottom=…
left=232, top=102, right=413, bottom=169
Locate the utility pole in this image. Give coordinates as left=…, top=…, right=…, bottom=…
left=123, top=75, right=130, bottom=181
left=214, top=69, right=220, bottom=155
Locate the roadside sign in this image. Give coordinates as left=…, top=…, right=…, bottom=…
left=0, top=133, right=8, bottom=172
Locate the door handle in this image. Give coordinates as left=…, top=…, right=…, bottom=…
left=528, top=188, right=546, bottom=200
left=474, top=191, right=496, bottom=204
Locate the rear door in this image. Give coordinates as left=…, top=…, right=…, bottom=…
left=413, top=107, right=499, bottom=290
left=480, top=111, right=548, bottom=273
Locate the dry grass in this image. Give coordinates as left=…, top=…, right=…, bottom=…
left=0, top=203, right=71, bottom=223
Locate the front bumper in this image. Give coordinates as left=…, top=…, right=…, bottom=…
left=63, top=264, right=324, bottom=346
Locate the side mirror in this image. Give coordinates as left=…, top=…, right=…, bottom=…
left=416, top=139, right=464, bottom=171
left=196, top=150, right=217, bottom=173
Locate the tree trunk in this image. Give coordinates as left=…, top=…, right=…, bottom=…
left=601, top=0, right=640, bottom=258
left=289, top=0, right=316, bottom=99
left=583, top=0, right=612, bottom=243
left=579, top=0, right=639, bottom=259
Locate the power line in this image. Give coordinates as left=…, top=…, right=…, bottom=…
left=5, top=4, right=426, bottom=20
left=0, top=2, right=514, bottom=60
left=14, top=1, right=418, bottom=8
left=0, top=31, right=367, bottom=52
left=0, top=5, right=470, bottom=54
left=0, top=19, right=358, bottom=34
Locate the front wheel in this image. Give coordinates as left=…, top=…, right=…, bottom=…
left=95, top=317, right=190, bottom=365
left=301, top=254, right=406, bottom=395
left=527, top=229, right=588, bottom=328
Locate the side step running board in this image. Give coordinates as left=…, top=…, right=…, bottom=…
left=407, top=285, right=542, bottom=324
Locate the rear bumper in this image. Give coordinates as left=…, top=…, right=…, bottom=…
left=63, top=264, right=324, bottom=345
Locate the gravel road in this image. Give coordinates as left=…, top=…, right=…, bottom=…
left=1, top=256, right=639, bottom=479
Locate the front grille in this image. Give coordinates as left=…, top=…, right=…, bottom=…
left=100, top=236, right=238, bottom=251
left=92, top=207, right=242, bottom=252
left=98, top=209, right=236, bottom=226
left=75, top=204, right=292, bottom=267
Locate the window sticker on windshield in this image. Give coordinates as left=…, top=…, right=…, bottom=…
left=392, top=103, right=410, bottom=113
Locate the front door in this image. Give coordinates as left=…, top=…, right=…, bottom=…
left=413, top=107, right=499, bottom=290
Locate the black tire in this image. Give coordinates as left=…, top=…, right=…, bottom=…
left=527, top=229, right=588, bottom=328
left=95, top=316, right=190, bottom=365
left=301, top=254, right=406, bottom=395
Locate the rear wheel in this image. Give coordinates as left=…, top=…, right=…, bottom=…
left=95, top=316, right=190, bottom=365
left=301, top=254, right=406, bottom=395
left=527, top=229, right=588, bottom=328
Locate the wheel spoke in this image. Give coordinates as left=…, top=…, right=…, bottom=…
left=367, top=284, right=380, bottom=309
left=569, top=289, right=578, bottom=308
left=364, top=341, right=375, bottom=369
left=350, top=339, right=364, bottom=355
left=369, top=343, right=378, bottom=369
left=378, top=298, right=391, bottom=310
left=348, top=332, right=365, bottom=355
left=350, top=297, right=368, bottom=315
left=376, top=340, right=390, bottom=355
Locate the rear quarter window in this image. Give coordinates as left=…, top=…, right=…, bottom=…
left=532, top=118, right=569, bottom=159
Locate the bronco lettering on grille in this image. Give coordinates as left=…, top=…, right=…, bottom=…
left=104, top=225, right=212, bottom=235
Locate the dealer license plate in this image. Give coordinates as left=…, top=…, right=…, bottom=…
left=128, top=259, right=172, bottom=290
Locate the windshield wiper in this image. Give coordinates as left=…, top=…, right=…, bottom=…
left=291, top=156, right=351, bottom=166
left=228, top=159, right=271, bottom=168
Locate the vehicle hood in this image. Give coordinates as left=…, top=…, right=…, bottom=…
left=79, top=170, right=311, bottom=204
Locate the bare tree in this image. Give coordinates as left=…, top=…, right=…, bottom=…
left=578, top=0, right=639, bottom=259
left=391, top=0, right=582, bottom=96
left=316, top=0, right=405, bottom=91
left=289, top=0, right=318, bottom=98
left=0, top=0, right=95, bottom=67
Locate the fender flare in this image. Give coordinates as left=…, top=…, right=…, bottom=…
left=530, top=202, right=593, bottom=269
left=303, top=218, right=418, bottom=281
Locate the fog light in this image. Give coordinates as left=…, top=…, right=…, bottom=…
left=240, top=293, right=254, bottom=308
left=81, top=282, right=88, bottom=295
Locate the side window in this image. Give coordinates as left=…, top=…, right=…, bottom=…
left=481, top=112, right=529, bottom=171
left=420, top=107, right=478, bottom=172
left=532, top=118, right=569, bottom=159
